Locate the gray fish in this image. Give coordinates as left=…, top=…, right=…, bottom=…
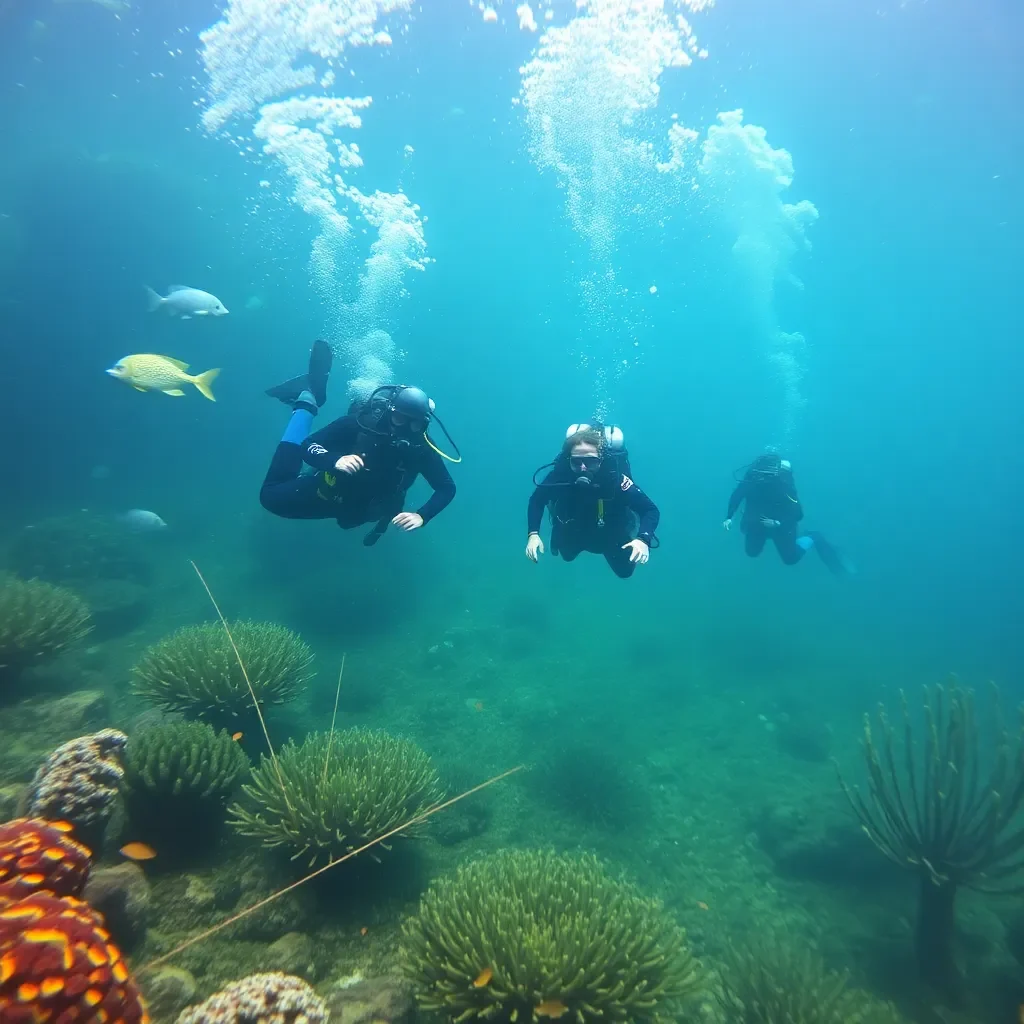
left=146, top=285, right=229, bottom=319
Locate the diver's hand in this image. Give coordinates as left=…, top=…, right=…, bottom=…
left=622, top=539, right=650, bottom=565
left=335, top=454, right=365, bottom=475
left=722, top=518, right=732, bottom=531
left=759, top=517, right=781, bottom=529
left=526, top=533, right=544, bottom=562
left=392, top=512, right=424, bottom=531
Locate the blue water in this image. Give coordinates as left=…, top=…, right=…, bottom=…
left=1, top=0, right=1022, bottom=1017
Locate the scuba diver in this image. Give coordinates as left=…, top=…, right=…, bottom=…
left=525, top=424, right=659, bottom=579
left=260, top=340, right=460, bottom=545
left=723, top=453, right=849, bottom=574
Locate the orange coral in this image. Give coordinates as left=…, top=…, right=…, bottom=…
left=0, top=819, right=92, bottom=901
left=0, top=890, right=149, bottom=1024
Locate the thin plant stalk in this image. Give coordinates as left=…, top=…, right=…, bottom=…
left=322, top=654, right=345, bottom=786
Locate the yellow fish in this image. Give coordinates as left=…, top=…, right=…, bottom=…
left=107, top=354, right=219, bottom=401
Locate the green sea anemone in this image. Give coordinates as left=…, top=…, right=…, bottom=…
left=229, top=728, right=443, bottom=866
left=0, top=576, right=92, bottom=681
left=714, top=934, right=907, bottom=1023
left=130, top=621, right=313, bottom=725
left=123, top=720, right=250, bottom=851
left=400, top=848, right=701, bottom=1024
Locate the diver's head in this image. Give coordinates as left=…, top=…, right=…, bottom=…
left=563, top=426, right=605, bottom=485
left=748, top=453, right=792, bottom=480
left=390, top=385, right=434, bottom=433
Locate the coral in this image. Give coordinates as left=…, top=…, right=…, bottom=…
left=0, top=818, right=92, bottom=901
left=714, top=935, right=907, bottom=1023
left=131, top=621, right=313, bottom=726
left=0, top=577, right=91, bottom=681
left=25, top=729, right=127, bottom=847
left=837, top=682, right=1024, bottom=997
left=230, top=728, right=443, bottom=867
left=7, top=512, right=152, bottom=585
left=400, top=848, right=701, bottom=1024
left=0, top=890, right=149, bottom=1024
left=123, top=720, right=250, bottom=851
left=175, top=971, right=327, bottom=1024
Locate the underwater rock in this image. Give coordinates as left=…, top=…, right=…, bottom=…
left=78, top=579, right=152, bottom=640
left=774, top=713, right=832, bottom=762
left=264, top=931, right=317, bottom=980
left=142, top=965, right=197, bottom=1023
left=326, top=974, right=415, bottom=1024
left=183, top=874, right=217, bottom=911
left=84, top=861, right=152, bottom=951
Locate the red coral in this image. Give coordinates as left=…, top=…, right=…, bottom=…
left=0, top=890, right=149, bottom=1024
left=0, top=819, right=92, bottom=901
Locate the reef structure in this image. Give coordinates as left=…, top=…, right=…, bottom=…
left=175, top=971, right=327, bottom=1024
left=25, top=729, right=127, bottom=846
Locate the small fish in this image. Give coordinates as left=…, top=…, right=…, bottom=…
left=146, top=285, right=229, bottom=319
left=696, top=900, right=709, bottom=911
left=232, top=732, right=243, bottom=742
left=120, top=842, right=157, bottom=861
left=534, top=1001, right=568, bottom=1019
left=116, top=509, right=167, bottom=532
left=473, top=967, right=492, bottom=988
left=474, top=701, right=484, bottom=712
left=360, top=926, right=368, bottom=936
left=107, top=354, right=220, bottom=401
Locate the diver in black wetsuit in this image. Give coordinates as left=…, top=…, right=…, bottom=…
left=526, top=424, right=659, bottom=579
left=724, top=453, right=848, bottom=573
left=260, top=341, right=459, bottom=546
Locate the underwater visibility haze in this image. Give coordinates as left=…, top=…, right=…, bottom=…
left=0, top=0, right=1022, bottom=1021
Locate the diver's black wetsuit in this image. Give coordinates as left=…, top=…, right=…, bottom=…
left=528, top=460, right=659, bottom=578
left=260, top=414, right=456, bottom=537
left=727, top=471, right=805, bottom=564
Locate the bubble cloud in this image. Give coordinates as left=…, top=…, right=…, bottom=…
left=200, top=0, right=428, bottom=400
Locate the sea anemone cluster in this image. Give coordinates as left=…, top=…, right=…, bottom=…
left=0, top=576, right=91, bottom=683
left=131, top=621, right=313, bottom=726
left=0, top=817, right=149, bottom=1024
left=123, top=720, right=250, bottom=850
left=230, top=728, right=443, bottom=867
left=400, top=848, right=701, bottom=1024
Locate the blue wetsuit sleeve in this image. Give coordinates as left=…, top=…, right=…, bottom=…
left=726, top=481, right=747, bottom=519
left=301, top=415, right=360, bottom=473
left=623, top=479, right=659, bottom=542
left=415, top=450, right=456, bottom=524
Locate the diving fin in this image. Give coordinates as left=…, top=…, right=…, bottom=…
left=265, top=340, right=332, bottom=408
left=308, top=339, right=332, bottom=408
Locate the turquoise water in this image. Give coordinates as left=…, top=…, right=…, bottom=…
left=0, top=0, right=1022, bottom=1020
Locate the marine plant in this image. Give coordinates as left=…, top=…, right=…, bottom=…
left=837, top=682, right=1024, bottom=999
left=0, top=575, right=92, bottom=683
left=400, top=848, right=701, bottom=1024
left=131, top=620, right=313, bottom=726
left=714, top=934, right=906, bottom=1023
left=229, top=728, right=443, bottom=867
left=123, top=720, right=251, bottom=852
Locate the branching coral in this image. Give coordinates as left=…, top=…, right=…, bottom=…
left=0, top=577, right=91, bottom=682
left=837, top=682, right=1024, bottom=997
left=131, top=621, right=313, bottom=726
left=229, top=728, right=442, bottom=867
left=400, top=848, right=701, bottom=1024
